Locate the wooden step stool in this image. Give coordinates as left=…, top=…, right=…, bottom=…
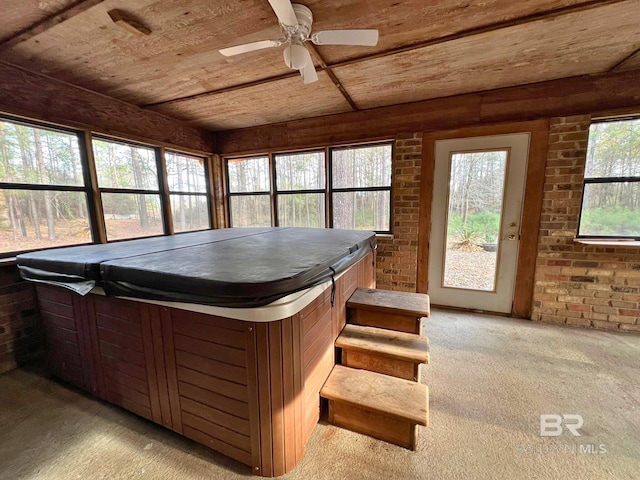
left=336, top=324, right=429, bottom=381
left=347, top=288, right=430, bottom=334
left=321, top=365, right=428, bottom=450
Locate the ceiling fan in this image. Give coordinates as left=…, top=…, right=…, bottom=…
left=219, top=0, right=379, bottom=84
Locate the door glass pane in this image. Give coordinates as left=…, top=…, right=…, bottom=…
left=278, top=193, right=325, bottom=227
left=229, top=195, right=271, bottom=227
left=443, top=150, right=507, bottom=291
left=102, top=193, right=163, bottom=240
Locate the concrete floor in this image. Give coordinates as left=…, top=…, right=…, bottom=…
left=1, top=309, right=639, bottom=480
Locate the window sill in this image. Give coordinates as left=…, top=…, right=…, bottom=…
left=574, top=238, right=640, bottom=247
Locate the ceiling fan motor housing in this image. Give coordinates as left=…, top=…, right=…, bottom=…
left=290, top=4, right=313, bottom=39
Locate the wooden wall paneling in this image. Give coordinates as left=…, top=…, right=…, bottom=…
left=215, top=69, right=640, bottom=155
left=139, top=304, right=164, bottom=425
left=159, top=307, right=182, bottom=434
left=417, top=120, right=550, bottom=316
left=0, top=62, right=214, bottom=154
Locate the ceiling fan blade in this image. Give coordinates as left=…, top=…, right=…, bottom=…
left=312, top=29, right=379, bottom=46
left=300, top=62, right=318, bottom=84
left=268, top=0, right=298, bottom=27
left=219, top=39, right=280, bottom=57
left=297, top=46, right=317, bottom=83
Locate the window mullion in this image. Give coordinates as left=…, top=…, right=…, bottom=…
left=157, top=147, right=173, bottom=235
left=270, top=152, right=278, bottom=227
left=82, top=131, right=107, bottom=244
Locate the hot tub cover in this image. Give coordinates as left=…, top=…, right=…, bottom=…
left=17, top=228, right=376, bottom=307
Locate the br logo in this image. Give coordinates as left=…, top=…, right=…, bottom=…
left=540, top=414, right=584, bottom=437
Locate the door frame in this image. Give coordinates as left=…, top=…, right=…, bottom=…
left=416, top=120, right=550, bottom=318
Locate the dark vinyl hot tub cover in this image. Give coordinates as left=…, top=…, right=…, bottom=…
left=17, top=228, right=376, bottom=307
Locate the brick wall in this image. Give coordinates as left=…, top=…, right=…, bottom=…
left=531, top=115, right=640, bottom=332
left=376, top=133, right=422, bottom=292
left=0, top=265, right=44, bottom=374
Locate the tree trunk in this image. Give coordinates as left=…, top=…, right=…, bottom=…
left=34, top=130, right=56, bottom=239
left=131, top=148, right=149, bottom=228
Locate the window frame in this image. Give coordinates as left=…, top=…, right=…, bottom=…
left=224, top=140, right=394, bottom=234
left=165, top=149, right=212, bottom=233
left=0, top=114, right=95, bottom=256
left=0, top=113, right=216, bottom=258
left=225, top=155, right=273, bottom=228
left=577, top=117, right=640, bottom=241
left=92, top=134, right=168, bottom=241
left=328, top=141, right=394, bottom=234
left=273, top=149, right=327, bottom=228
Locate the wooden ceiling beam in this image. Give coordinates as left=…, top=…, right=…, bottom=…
left=142, top=71, right=300, bottom=108
left=307, top=44, right=358, bottom=112
left=608, top=46, right=640, bottom=73
left=143, top=0, right=627, bottom=109
left=214, top=69, right=640, bottom=155
left=0, top=0, right=105, bottom=51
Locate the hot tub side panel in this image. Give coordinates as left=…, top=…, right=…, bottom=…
left=34, top=252, right=376, bottom=478
left=245, top=251, right=375, bottom=477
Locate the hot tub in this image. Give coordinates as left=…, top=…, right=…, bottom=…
left=17, top=228, right=376, bottom=476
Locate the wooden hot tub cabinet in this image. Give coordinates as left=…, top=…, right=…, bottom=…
left=36, top=252, right=374, bottom=477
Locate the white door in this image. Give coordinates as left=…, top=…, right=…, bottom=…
left=427, top=133, right=530, bottom=313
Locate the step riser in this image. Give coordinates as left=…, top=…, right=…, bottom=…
left=342, top=350, right=420, bottom=381
left=350, top=310, right=423, bottom=334
left=328, top=400, right=420, bottom=450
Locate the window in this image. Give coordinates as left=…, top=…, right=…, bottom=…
left=578, top=118, right=640, bottom=239
left=226, top=156, right=271, bottom=227
left=93, top=137, right=164, bottom=241
left=0, top=117, right=91, bottom=255
left=330, top=143, right=392, bottom=232
left=165, top=151, right=210, bottom=233
left=275, top=151, right=325, bottom=227
left=225, top=142, right=393, bottom=233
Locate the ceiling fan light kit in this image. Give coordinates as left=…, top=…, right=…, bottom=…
left=219, top=0, right=379, bottom=84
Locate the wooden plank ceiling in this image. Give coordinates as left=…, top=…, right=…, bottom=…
left=1, top=0, right=639, bottom=132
